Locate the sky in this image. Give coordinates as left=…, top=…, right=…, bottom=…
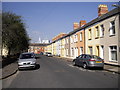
left=2, top=2, right=118, bottom=43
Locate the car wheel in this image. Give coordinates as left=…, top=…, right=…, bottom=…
left=83, top=63, right=87, bottom=69
left=73, top=61, right=76, bottom=66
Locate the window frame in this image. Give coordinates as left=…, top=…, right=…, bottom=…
left=109, top=46, right=117, bottom=62
left=100, top=24, right=104, bottom=38
left=88, top=29, right=92, bottom=40
left=109, top=21, right=115, bottom=36
left=80, top=32, right=82, bottom=42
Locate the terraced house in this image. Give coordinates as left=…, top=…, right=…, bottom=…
left=45, top=4, right=120, bottom=65
left=84, top=5, right=120, bottom=65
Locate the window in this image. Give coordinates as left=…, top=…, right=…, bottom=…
left=88, top=29, right=92, bottom=40
left=109, top=46, right=117, bottom=61
left=70, top=36, right=73, bottom=43
left=110, top=21, right=115, bottom=36
left=100, top=46, right=104, bottom=59
left=67, top=38, right=68, bottom=44
left=74, top=34, right=78, bottom=42
left=96, top=46, right=99, bottom=56
left=100, top=25, right=104, bottom=37
left=80, top=32, right=82, bottom=41
left=66, top=48, right=68, bottom=56
left=71, top=48, right=74, bottom=57
left=88, top=46, right=93, bottom=55
left=66, top=38, right=68, bottom=44
left=80, top=47, right=83, bottom=55
left=95, top=26, right=99, bottom=39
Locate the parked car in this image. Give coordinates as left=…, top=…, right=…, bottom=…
left=73, top=54, right=104, bottom=69
left=40, top=52, right=43, bottom=55
left=18, top=52, right=37, bottom=70
left=46, top=52, right=53, bottom=57
left=43, top=52, right=48, bottom=55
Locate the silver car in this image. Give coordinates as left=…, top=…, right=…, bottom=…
left=18, top=52, right=37, bottom=70
left=73, top=54, right=104, bottom=69
left=46, top=52, right=53, bottom=57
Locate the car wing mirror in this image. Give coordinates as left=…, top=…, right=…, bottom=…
left=76, top=56, right=79, bottom=59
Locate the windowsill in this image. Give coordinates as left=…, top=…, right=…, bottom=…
left=100, top=36, right=104, bottom=38
left=95, top=37, right=99, bottom=39
left=109, top=60, right=118, bottom=63
left=109, top=34, right=115, bottom=37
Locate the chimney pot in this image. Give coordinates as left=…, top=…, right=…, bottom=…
left=98, top=4, right=108, bottom=16
left=73, top=22, right=79, bottom=30
left=79, top=20, right=86, bottom=27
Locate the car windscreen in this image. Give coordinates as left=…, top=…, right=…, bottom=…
left=20, top=54, right=34, bottom=59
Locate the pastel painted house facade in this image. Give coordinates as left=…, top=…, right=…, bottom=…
left=44, top=4, right=120, bottom=66
left=84, top=5, right=120, bottom=65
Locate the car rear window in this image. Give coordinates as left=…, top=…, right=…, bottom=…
left=90, top=55, right=101, bottom=59
left=48, top=53, right=51, bottom=54
left=20, top=53, right=34, bottom=59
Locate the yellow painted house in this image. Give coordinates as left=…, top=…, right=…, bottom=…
left=45, top=44, right=52, bottom=53
left=61, top=38, right=66, bottom=57
left=85, top=24, right=101, bottom=57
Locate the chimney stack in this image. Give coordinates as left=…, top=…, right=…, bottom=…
left=73, top=22, right=79, bottom=30
left=79, top=20, right=86, bottom=27
left=98, top=4, right=108, bottom=16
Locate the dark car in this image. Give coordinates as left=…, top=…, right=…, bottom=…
left=40, top=52, right=43, bottom=55
left=73, top=54, right=104, bottom=69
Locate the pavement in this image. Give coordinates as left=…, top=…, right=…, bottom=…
left=0, top=61, right=18, bottom=80
left=0, top=55, right=120, bottom=80
left=54, top=56, right=120, bottom=74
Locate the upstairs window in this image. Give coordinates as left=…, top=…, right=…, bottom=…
left=66, top=38, right=68, bottom=44
left=88, top=29, right=92, bottom=40
left=95, top=26, right=99, bottom=39
left=100, top=24, right=104, bottom=37
left=70, top=36, right=73, bottom=44
left=80, top=32, right=82, bottom=41
left=74, top=34, right=78, bottom=43
left=109, top=21, right=115, bottom=36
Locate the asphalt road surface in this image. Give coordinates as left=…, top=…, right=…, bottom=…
left=3, top=55, right=119, bottom=88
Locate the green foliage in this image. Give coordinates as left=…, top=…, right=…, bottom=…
left=2, top=11, right=30, bottom=55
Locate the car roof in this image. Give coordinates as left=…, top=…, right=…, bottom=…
left=81, top=54, right=99, bottom=56
left=21, top=52, right=34, bottom=54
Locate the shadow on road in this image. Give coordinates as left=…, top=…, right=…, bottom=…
left=35, top=64, right=40, bottom=70
left=73, top=64, right=104, bottom=71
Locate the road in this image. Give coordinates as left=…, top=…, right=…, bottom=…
left=3, top=55, right=119, bottom=88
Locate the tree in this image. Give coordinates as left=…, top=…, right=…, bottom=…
left=2, top=12, right=30, bottom=56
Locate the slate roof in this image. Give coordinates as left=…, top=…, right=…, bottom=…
left=51, top=7, right=120, bottom=43
left=29, top=43, right=49, bottom=46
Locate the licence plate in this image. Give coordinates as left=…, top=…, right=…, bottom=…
left=96, top=61, right=102, bottom=63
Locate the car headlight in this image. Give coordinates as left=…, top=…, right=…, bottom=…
left=31, top=61, right=36, bottom=64
left=18, top=62, right=23, bottom=65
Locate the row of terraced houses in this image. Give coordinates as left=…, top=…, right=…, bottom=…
left=45, top=5, right=120, bottom=65
left=29, top=4, right=120, bottom=66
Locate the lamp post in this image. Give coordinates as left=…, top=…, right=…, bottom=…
left=112, top=4, right=120, bottom=8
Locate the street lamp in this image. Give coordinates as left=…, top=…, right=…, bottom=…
left=112, top=4, right=120, bottom=8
